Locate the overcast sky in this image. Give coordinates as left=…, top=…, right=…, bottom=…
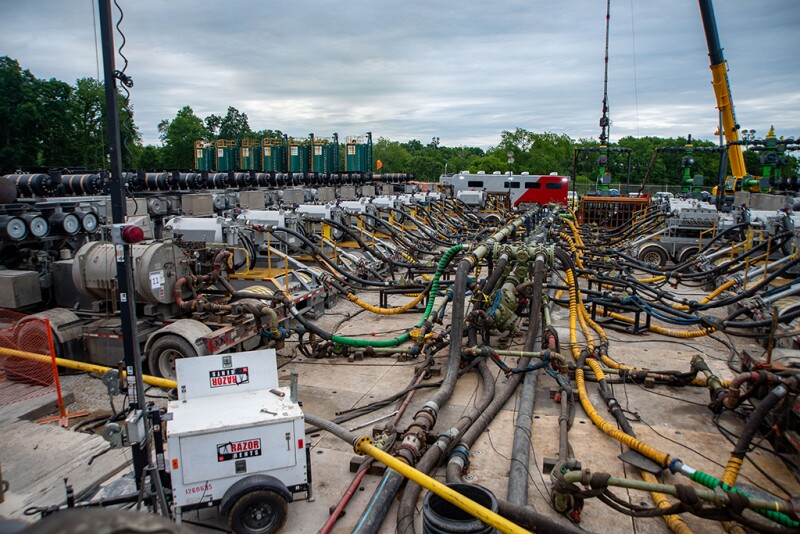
left=2, top=1, right=798, bottom=148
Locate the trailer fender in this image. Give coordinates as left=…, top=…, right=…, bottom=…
left=21, top=308, right=82, bottom=346
left=219, top=474, right=292, bottom=518
left=15, top=308, right=82, bottom=359
left=143, top=319, right=212, bottom=358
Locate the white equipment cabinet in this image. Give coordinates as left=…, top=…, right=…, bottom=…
left=167, top=349, right=309, bottom=533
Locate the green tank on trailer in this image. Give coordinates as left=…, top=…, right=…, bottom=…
left=288, top=137, right=309, bottom=172
left=194, top=140, right=214, bottom=171
left=262, top=138, right=287, bottom=172
left=345, top=131, right=372, bottom=172
left=239, top=139, right=262, bottom=171
left=215, top=139, right=238, bottom=172
left=311, top=133, right=339, bottom=173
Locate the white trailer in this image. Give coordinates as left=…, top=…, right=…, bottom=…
left=167, top=349, right=309, bottom=533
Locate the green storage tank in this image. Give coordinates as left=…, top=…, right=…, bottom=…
left=194, top=141, right=214, bottom=171
left=288, top=138, right=309, bottom=172
left=311, top=133, right=339, bottom=173
left=262, top=138, right=287, bottom=172
left=345, top=131, right=372, bottom=172
left=216, top=139, right=238, bottom=172
left=239, top=139, right=262, bottom=171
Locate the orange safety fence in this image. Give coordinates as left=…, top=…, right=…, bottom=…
left=0, top=309, right=59, bottom=408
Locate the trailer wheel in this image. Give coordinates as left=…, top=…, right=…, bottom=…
left=228, top=490, right=288, bottom=534
left=147, top=335, right=198, bottom=381
left=638, top=245, right=668, bottom=268
left=678, top=246, right=700, bottom=264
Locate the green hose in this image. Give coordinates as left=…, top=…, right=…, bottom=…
left=330, top=244, right=464, bottom=347
left=690, top=470, right=799, bottom=528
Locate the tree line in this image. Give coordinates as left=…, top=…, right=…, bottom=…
left=1, top=56, right=791, bottom=187
left=0, top=56, right=139, bottom=172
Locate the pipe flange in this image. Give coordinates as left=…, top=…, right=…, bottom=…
left=354, top=435, right=372, bottom=455
left=397, top=442, right=421, bottom=461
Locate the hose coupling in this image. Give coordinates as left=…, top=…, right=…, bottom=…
left=421, top=401, right=440, bottom=417
left=397, top=440, right=422, bottom=464
left=448, top=443, right=470, bottom=468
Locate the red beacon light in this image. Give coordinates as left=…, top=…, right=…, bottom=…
left=121, top=225, right=144, bottom=244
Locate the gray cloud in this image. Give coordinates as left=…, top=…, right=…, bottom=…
left=1, top=0, right=797, bottom=148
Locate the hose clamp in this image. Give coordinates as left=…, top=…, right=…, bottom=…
left=668, top=457, right=683, bottom=474
left=448, top=443, right=470, bottom=465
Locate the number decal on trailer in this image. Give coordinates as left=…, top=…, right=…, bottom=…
left=185, top=483, right=212, bottom=495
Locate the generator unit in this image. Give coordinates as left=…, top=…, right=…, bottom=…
left=167, top=349, right=309, bottom=532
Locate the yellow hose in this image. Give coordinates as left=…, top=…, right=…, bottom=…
left=601, top=310, right=715, bottom=338
left=346, top=291, right=427, bottom=315
left=559, top=232, right=585, bottom=270
left=562, top=216, right=584, bottom=248
left=721, top=456, right=744, bottom=487
left=641, top=471, right=694, bottom=534
left=560, top=214, right=586, bottom=274
left=563, top=246, right=735, bottom=533
left=565, top=269, right=672, bottom=469
left=638, top=275, right=666, bottom=283
left=0, top=347, right=177, bottom=389
left=567, top=267, right=697, bottom=534
left=354, top=437, right=530, bottom=534
left=691, top=376, right=732, bottom=388
left=672, top=279, right=736, bottom=311
left=575, top=361, right=670, bottom=467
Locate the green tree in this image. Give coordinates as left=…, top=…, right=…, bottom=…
left=495, top=129, right=575, bottom=175
left=68, top=77, right=140, bottom=169
left=137, top=145, right=163, bottom=169
left=0, top=57, right=40, bottom=171
left=1, top=58, right=142, bottom=172
left=469, top=154, right=507, bottom=174
left=440, top=145, right=484, bottom=175
left=253, top=128, right=283, bottom=140
left=69, top=78, right=107, bottom=169
left=36, top=77, right=75, bottom=167
left=204, top=114, right=221, bottom=138
left=158, top=106, right=208, bottom=169
left=217, top=107, right=251, bottom=140
left=373, top=137, right=411, bottom=173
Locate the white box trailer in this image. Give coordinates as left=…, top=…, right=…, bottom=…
left=167, top=349, right=309, bottom=532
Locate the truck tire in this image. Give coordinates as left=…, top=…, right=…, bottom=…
left=147, top=335, right=198, bottom=381
left=228, top=490, right=288, bottom=534
left=638, top=245, right=668, bottom=268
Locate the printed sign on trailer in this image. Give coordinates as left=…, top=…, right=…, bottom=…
left=209, top=367, right=250, bottom=388
left=217, top=438, right=262, bottom=461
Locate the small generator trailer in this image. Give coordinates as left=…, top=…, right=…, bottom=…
left=167, top=349, right=309, bottom=533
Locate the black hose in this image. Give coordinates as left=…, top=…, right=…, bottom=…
left=723, top=306, right=800, bottom=329
left=497, top=499, right=591, bottom=534
left=323, top=216, right=416, bottom=269
left=507, top=255, right=545, bottom=505
left=305, top=413, right=359, bottom=444
left=263, top=225, right=389, bottom=288
left=358, top=212, right=437, bottom=256
left=477, top=252, right=510, bottom=310
left=396, top=359, right=496, bottom=534
left=731, top=380, right=794, bottom=462
left=352, top=256, right=474, bottom=534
